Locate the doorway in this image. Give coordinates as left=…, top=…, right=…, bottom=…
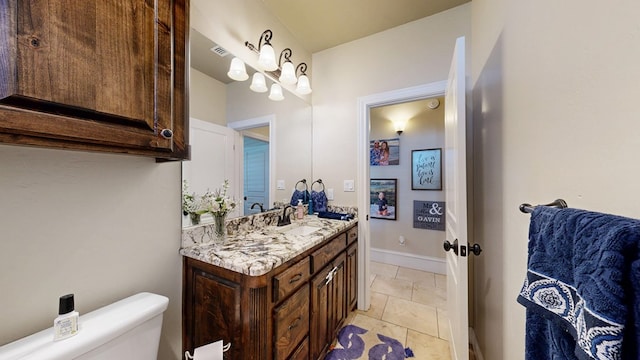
left=356, top=81, right=447, bottom=311
left=228, top=115, right=276, bottom=215
left=243, top=135, right=269, bottom=215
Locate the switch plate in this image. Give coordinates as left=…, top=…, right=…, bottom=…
left=344, top=180, right=355, bottom=192
left=277, top=180, right=285, bottom=190
left=327, top=188, right=334, bottom=200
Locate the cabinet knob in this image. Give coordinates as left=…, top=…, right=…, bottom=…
left=160, top=129, right=173, bottom=139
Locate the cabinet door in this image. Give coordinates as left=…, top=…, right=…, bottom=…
left=310, top=253, right=347, bottom=360
left=310, top=264, right=332, bottom=360
left=0, top=0, right=188, bottom=159
left=190, top=270, right=242, bottom=359
left=331, top=253, right=347, bottom=334
left=346, top=243, right=358, bottom=311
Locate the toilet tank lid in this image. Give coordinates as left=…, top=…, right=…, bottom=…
left=0, top=292, right=169, bottom=360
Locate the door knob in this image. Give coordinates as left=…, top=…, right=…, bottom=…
left=443, top=239, right=459, bottom=255
left=469, top=243, right=482, bottom=256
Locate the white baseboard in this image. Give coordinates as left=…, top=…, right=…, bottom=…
left=370, top=248, right=446, bottom=274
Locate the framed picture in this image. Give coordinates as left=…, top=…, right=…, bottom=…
left=370, top=178, right=397, bottom=220
left=370, top=138, right=400, bottom=166
left=411, top=148, right=442, bottom=190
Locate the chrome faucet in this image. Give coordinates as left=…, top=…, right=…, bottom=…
left=277, top=205, right=293, bottom=226
left=250, top=202, right=264, bottom=212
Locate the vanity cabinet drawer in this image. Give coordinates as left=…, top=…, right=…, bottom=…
left=273, top=257, right=311, bottom=302
left=311, top=234, right=346, bottom=273
left=347, top=226, right=358, bottom=245
left=274, top=284, right=310, bottom=360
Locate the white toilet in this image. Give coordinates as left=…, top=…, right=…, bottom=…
left=0, top=292, right=169, bottom=360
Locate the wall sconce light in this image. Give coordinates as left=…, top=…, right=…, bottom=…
left=393, top=120, right=407, bottom=135
left=244, top=30, right=278, bottom=71
left=295, top=63, right=312, bottom=95
left=278, top=48, right=297, bottom=85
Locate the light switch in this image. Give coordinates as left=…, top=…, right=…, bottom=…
left=327, top=188, right=334, bottom=200
left=277, top=180, right=285, bottom=190
left=343, top=180, right=355, bottom=192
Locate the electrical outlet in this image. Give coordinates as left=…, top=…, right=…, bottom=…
left=327, top=188, right=334, bottom=200
left=277, top=180, right=285, bottom=190
left=399, top=235, right=406, bottom=246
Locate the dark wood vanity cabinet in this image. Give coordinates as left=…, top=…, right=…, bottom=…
left=183, top=224, right=358, bottom=360
left=0, top=0, right=189, bottom=160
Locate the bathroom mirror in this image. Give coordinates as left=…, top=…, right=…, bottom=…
left=185, top=28, right=312, bottom=221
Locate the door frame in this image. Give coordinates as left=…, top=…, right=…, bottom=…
left=228, top=114, right=276, bottom=211
left=356, top=81, right=447, bottom=310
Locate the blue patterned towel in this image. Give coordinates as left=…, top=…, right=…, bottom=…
left=311, top=190, right=328, bottom=212
left=517, top=207, right=640, bottom=359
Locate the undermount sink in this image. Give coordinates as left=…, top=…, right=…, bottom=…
left=276, top=224, right=322, bottom=236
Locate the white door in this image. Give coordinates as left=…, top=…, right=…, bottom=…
left=243, top=136, right=269, bottom=215
left=444, top=36, right=469, bottom=360
left=182, top=118, right=239, bottom=224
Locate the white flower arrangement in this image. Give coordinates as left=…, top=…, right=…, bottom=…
left=182, top=180, right=238, bottom=218
left=208, top=180, right=238, bottom=217
left=182, top=180, right=212, bottom=216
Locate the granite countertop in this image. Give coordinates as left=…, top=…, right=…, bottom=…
left=179, top=215, right=358, bottom=276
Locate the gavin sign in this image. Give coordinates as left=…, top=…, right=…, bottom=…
left=413, top=200, right=445, bottom=231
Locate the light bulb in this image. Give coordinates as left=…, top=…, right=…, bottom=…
left=249, top=73, right=268, bottom=93
left=279, top=61, right=297, bottom=85
left=296, top=74, right=312, bottom=95
left=258, top=44, right=277, bottom=71
left=268, top=83, right=284, bottom=101
left=227, top=57, right=248, bottom=81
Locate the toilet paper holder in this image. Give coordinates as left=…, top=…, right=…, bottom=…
left=184, top=341, right=231, bottom=360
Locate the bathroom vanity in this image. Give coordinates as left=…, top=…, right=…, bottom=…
left=180, top=215, right=358, bottom=360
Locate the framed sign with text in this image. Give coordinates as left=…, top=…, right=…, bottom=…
left=411, top=148, right=442, bottom=190
left=413, top=200, right=445, bottom=231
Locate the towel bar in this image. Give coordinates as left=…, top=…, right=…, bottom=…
left=519, top=199, right=568, bottom=213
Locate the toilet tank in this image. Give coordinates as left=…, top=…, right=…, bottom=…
left=0, top=292, right=169, bottom=360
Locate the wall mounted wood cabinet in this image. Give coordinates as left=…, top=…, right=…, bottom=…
left=0, top=0, right=189, bottom=160
left=183, top=224, right=358, bottom=360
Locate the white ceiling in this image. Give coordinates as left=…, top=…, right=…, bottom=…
left=190, top=0, right=469, bottom=83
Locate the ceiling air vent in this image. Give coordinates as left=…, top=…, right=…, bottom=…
left=210, top=45, right=230, bottom=57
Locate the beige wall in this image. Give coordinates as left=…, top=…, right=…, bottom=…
left=0, top=146, right=183, bottom=360
left=471, top=0, right=640, bottom=358
left=369, top=100, right=445, bottom=258
left=189, top=67, right=227, bottom=125
left=311, top=4, right=471, bottom=206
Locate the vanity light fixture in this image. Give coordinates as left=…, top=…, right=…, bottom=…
left=242, top=29, right=312, bottom=100
left=227, top=57, right=249, bottom=81
left=268, top=83, right=284, bottom=101
left=278, top=48, right=297, bottom=85
left=393, top=119, right=408, bottom=135
left=249, top=72, right=268, bottom=93
left=295, top=63, right=312, bottom=95
left=244, top=30, right=278, bottom=71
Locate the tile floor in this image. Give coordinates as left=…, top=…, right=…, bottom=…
left=342, top=261, right=451, bottom=360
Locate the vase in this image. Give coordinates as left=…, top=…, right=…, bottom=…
left=213, top=214, right=226, bottom=240
left=189, top=213, right=201, bottom=225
